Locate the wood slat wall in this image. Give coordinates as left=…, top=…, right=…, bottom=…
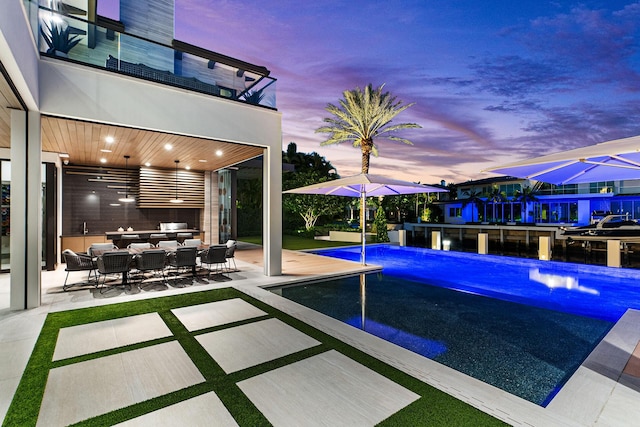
left=65, top=165, right=139, bottom=199
left=139, top=166, right=204, bottom=208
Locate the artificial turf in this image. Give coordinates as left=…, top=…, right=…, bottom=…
left=3, top=288, right=506, bottom=426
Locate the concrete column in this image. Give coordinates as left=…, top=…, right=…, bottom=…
left=607, top=240, right=621, bottom=268
left=398, top=230, right=406, bottom=246
left=10, top=110, right=42, bottom=309
left=478, top=233, right=488, bottom=254
left=539, top=236, right=551, bottom=261
left=263, top=147, right=282, bottom=276
left=431, top=231, right=441, bottom=250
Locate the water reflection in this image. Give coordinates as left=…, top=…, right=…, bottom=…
left=529, top=268, right=599, bottom=295
left=360, top=273, right=366, bottom=330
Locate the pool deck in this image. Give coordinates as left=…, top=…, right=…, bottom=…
left=1, top=244, right=640, bottom=426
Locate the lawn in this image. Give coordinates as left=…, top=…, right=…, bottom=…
left=3, top=288, right=505, bottom=426
left=241, top=234, right=358, bottom=250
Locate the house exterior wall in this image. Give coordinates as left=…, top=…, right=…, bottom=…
left=1, top=1, right=283, bottom=310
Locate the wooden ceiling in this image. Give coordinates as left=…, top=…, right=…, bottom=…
left=0, top=77, right=264, bottom=171
left=41, top=116, right=265, bottom=171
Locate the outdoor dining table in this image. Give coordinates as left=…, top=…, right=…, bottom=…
left=92, top=244, right=213, bottom=286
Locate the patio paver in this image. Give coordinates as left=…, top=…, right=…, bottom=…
left=237, top=349, right=420, bottom=427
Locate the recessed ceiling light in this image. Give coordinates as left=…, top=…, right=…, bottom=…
left=110, top=203, right=121, bottom=206
left=105, top=136, right=114, bottom=143
left=58, top=153, right=69, bottom=158
left=215, top=150, right=223, bottom=156
left=164, top=144, right=173, bottom=150
left=185, top=166, right=191, bottom=170
left=100, top=158, right=107, bottom=163
left=145, top=162, right=151, bottom=167
left=198, top=159, right=207, bottom=163
left=100, top=149, right=112, bottom=153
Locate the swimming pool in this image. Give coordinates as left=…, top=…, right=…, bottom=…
left=313, top=245, right=640, bottom=322
left=269, top=245, right=640, bottom=405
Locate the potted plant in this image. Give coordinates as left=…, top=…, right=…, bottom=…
left=40, top=20, right=82, bottom=57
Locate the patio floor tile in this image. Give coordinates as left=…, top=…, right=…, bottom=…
left=53, top=313, right=172, bottom=361
left=37, top=341, right=205, bottom=427
left=237, top=350, right=420, bottom=427
left=172, top=298, right=267, bottom=332
left=196, top=318, right=320, bottom=373
left=113, top=391, right=238, bottom=427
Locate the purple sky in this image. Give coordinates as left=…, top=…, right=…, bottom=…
left=100, top=1, right=640, bottom=185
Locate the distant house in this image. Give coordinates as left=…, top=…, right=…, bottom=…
left=444, top=175, right=640, bottom=226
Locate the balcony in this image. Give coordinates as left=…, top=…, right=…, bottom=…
left=29, top=2, right=276, bottom=109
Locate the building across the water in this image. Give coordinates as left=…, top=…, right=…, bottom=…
left=443, top=175, right=640, bottom=226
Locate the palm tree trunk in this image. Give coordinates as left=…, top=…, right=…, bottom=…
left=361, top=150, right=370, bottom=174
left=361, top=147, right=371, bottom=238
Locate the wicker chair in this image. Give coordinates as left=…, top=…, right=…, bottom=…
left=88, top=243, right=118, bottom=257
left=225, top=243, right=237, bottom=272
left=133, top=249, right=167, bottom=288
left=97, top=251, right=134, bottom=293
left=167, top=246, right=197, bottom=285
left=62, top=249, right=97, bottom=291
left=182, top=238, right=202, bottom=247
left=200, top=245, right=228, bottom=278
left=128, top=242, right=153, bottom=250
left=157, top=240, right=180, bottom=249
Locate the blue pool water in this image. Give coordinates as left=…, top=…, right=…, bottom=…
left=271, top=245, right=639, bottom=405
left=314, top=245, right=640, bottom=322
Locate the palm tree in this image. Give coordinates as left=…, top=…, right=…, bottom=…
left=512, top=186, right=538, bottom=223
left=316, top=83, right=421, bottom=174
left=316, top=84, right=420, bottom=233
left=486, top=185, right=506, bottom=222
left=446, top=183, right=458, bottom=201
left=461, top=189, right=484, bottom=222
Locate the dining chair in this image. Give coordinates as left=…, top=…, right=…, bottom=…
left=182, top=238, right=202, bottom=247
left=88, top=242, right=118, bottom=257
left=133, top=249, right=167, bottom=288
left=167, top=246, right=197, bottom=286
left=128, top=242, right=152, bottom=250
left=148, top=233, right=168, bottom=246
left=200, top=245, right=228, bottom=278
left=97, top=251, right=134, bottom=293
left=225, top=242, right=237, bottom=272
left=62, top=249, right=97, bottom=291
left=157, top=240, right=180, bottom=249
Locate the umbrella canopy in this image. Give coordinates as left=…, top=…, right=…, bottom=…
left=484, top=135, right=640, bottom=185
left=284, top=173, right=447, bottom=265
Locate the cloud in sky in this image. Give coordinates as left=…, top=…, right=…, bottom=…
left=102, top=0, right=640, bottom=184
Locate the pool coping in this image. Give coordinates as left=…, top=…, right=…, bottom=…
left=236, top=280, right=640, bottom=427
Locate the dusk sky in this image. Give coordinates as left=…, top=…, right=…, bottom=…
left=102, top=1, right=640, bottom=185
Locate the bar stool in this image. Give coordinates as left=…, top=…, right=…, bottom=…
left=176, top=232, right=193, bottom=244
left=148, top=233, right=168, bottom=246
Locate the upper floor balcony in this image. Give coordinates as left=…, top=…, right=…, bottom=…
left=25, top=1, right=276, bottom=109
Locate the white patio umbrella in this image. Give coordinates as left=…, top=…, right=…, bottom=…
left=483, top=135, right=640, bottom=184
left=283, top=173, right=447, bottom=265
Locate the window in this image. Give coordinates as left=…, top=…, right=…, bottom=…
left=533, top=201, right=578, bottom=223
left=449, top=207, right=462, bottom=218
left=589, top=181, right=614, bottom=194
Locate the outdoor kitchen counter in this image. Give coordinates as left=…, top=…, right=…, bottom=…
left=105, top=229, right=201, bottom=240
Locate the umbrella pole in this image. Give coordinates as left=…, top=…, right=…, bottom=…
left=361, top=191, right=366, bottom=265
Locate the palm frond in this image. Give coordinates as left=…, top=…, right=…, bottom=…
left=315, top=83, right=421, bottom=171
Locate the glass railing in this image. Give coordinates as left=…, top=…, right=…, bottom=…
left=31, top=3, right=276, bottom=109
